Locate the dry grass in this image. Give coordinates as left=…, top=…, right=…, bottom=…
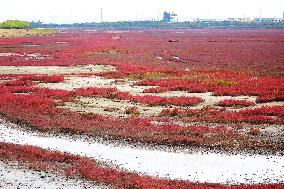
left=0, top=29, right=55, bottom=38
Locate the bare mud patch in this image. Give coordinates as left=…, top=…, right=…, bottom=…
left=38, top=76, right=283, bottom=112
left=38, top=76, right=155, bottom=94
left=0, top=65, right=116, bottom=75
left=38, top=76, right=117, bottom=90
left=62, top=97, right=164, bottom=118
left=0, top=79, right=11, bottom=83
left=0, top=52, right=52, bottom=60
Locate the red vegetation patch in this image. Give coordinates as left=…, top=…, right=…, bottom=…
left=75, top=87, right=204, bottom=107
left=240, top=106, right=284, bottom=118
left=0, top=93, right=277, bottom=151
left=160, top=108, right=180, bottom=117
left=256, top=95, right=284, bottom=103
left=20, top=74, right=64, bottom=83
left=0, top=74, right=64, bottom=94
left=136, top=73, right=284, bottom=105
left=130, top=95, right=204, bottom=106
left=138, top=78, right=211, bottom=93
left=216, top=99, right=255, bottom=107
left=160, top=107, right=284, bottom=125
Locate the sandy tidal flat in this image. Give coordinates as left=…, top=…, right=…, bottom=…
left=0, top=121, right=283, bottom=184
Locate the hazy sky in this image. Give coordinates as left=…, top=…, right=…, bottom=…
left=0, top=0, right=283, bottom=23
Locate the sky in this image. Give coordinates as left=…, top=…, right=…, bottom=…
left=0, top=0, right=283, bottom=24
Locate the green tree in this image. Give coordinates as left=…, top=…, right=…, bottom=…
left=0, top=20, right=30, bottom=29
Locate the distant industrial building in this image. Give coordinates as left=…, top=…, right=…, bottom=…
left=196, top=18, right=225, bottom=22
left=254, top=18, right=283, bottom=22
left=228, top=17, right=252, bottom=22
left=162, top=11, right=178, bottom=22
left=190, top=11, right=284, bottom=24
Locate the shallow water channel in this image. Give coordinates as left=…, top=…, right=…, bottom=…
left=0, top=123, right=283, bottom=184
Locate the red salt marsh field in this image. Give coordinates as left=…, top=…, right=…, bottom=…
left=0, top=29, right=283, bottom=188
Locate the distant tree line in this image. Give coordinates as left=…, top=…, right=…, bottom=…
left=1, top=18, right=284, bottom=30
left=29, top=20, right=284, bottom=30
left=0, top=20, right=30, bottom=29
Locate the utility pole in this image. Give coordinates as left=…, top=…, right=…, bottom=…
left=100, top=8, right=103, bottom=23
left=157, top=9, right=160, bottom=28
left=259, top=7, right=262, bottom=22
